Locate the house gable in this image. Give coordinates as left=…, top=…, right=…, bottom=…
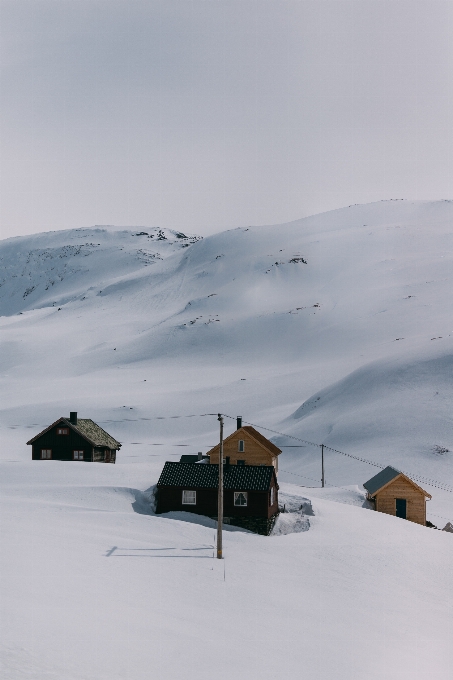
left=207, top=426, right=281, bottom=468
left=27, top=418, right=93, bottom=446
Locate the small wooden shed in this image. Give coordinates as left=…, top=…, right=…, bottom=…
left=156, top=461, right=279, bottom=535
left=363, top=466, right=431, bottom=526
left=206, top=417, right=282, bottom=473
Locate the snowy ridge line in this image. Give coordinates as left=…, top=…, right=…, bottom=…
left=222, top=415, right=453, bottom=494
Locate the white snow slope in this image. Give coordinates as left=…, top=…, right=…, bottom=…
left=1, top=201, right=452, bottom=679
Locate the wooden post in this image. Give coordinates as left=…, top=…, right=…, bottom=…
left=321, top=444, right=325, bottom=488
left=217, top=414, right=224, bottom=559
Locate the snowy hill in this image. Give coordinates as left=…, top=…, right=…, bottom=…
left=1, top=201, right=452, bottom=494
left=0, top=225, right=200, bottom=316
left=1, top=200, right=453, bottom=678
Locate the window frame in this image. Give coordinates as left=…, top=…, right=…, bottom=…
left=41, top=449, right=52, bottom=459
left=182, top=490, right=196, bottom=505
left=73, top=450, right=84, bottom=461
left=234, top=491, right=248, bottom=507
left=56, top=428, right=69, bottom=435
left=238, top=440, right=245, bottom=453
left=270, top=486, right=275, bottom=506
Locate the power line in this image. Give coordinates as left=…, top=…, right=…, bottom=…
left=222, top=414, right=453, bottom=494
left=99, top=413, right=219, bottom=424
left=55, top=409, right=451, bottom=495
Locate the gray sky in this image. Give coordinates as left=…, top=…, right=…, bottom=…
left=1, top=0, right=452, bottom=239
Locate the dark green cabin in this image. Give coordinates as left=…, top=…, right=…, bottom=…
left=27, top=412, right=121, bottom=463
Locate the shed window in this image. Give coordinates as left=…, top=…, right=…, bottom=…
left=238, top=440, right=245, bottom=452
left=237, top=460, right=245, bottom=466
left=41, top=449, right=52, bottom=459
left=270, top=487, right=275, bottom=506
left=234, top=491, right=247, bottom=506
left=182, top=490, right=196, bottom=505
left=57, top=428, right=69, bottom=435
left=73, top=450, right=84, bottom=460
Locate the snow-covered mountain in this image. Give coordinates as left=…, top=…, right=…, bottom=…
left=0, top=225, right=200, bottom=316
left=1, top=200, right=452, bottom=680
left=1, top=201, right=452, bottom=493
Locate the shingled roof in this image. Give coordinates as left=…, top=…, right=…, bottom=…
left=157, top=462, right=276, bottom=491
left=26, top=417, right=121, bottom=449
left=73, top=419, right=121, bottom=448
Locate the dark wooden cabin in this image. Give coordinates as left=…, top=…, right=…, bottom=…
left=27, top=412, right=121, bottom=463
left=156, top=462, right=279, bottom=535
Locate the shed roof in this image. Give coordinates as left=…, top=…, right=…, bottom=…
left=363, top=466, right=401, bottom=495
left=157, top=462, right=276, bottom=491
left=363, top=465, right=431, bottom=498
left=26, top=417, right=121, bottom=449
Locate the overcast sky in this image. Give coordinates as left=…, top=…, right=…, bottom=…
left=1, top=0, right=452, bottom=239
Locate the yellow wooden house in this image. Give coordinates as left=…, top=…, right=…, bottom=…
left=207, top=417, right=282, bottom=473
left=363, top=466, right=431, bottom=526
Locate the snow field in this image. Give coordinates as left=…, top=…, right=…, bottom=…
left=1, top=200, right=453, bottom=678
left=1, top=462, right=451, bottom=680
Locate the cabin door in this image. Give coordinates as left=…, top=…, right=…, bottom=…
left=395, top=498, right=407, bottom=519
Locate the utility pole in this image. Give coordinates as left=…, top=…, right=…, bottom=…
left=321, top=444, right=325, bottom=488
left=217, top=414, right=224, bottom=559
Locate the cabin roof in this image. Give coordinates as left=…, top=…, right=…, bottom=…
left=206, top=425, right=282, bottom=457
left=157, top=462, right=276, bottom=491
left=363, top=466, right=401, bottom=495
left=363, top=465, right=431, bottom=498
left=26, top=417, right=121, bottom=449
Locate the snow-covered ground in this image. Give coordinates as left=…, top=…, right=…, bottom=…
left=1, top=200, right=452, bottom=678
left=1, top=464, right=451, bottom=680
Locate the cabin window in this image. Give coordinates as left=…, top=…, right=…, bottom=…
left=57, top=428, right=69, bottom=435
left=270, top=487, right=275, bottom=506
left=41, top=449, right=52, bottom=459
left=238, top=440, right=245, bottom=452
left=237, top=460, right=245, bottom=466
left=73, top=450, right=84, bottom=461
left=234, top=491, right=247, bottom=506
left=182, top=490, right=196, bottom=505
